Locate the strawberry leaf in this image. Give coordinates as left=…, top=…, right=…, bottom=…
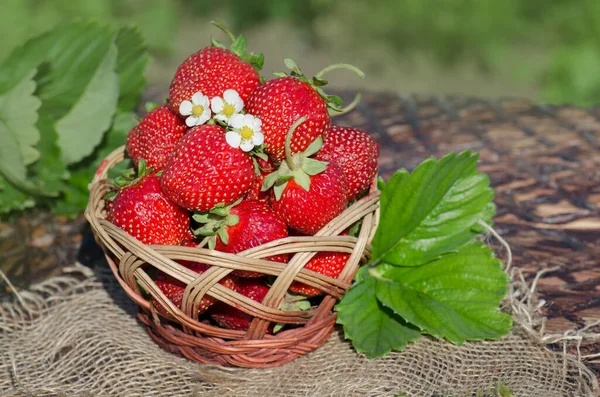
left=115, top=26, right=149, bottom=112
left=372, top=242, right=512, bottom=344
left=0, top=69, right=41, bottom=181
left=230, top=35, right=247, bottom=57
left=371, top=151, right=495, bottom=267
left=55, top=41, right=119, bottom=165
left=53, top=112, right=134, bottom=217
left=336, top=267, right=421, bottom=358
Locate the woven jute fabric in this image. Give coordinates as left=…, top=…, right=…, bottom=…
left=1, top=264, right=598, bottom=397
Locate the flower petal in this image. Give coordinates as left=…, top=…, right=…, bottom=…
left=251, top=117, right=262, bottom=131
left=185, top=116, right=199, bottom=127
left=225, top=131, right=241, bottom=148
left=223, top=89, right=241, bottom=104
left=252, top=131, right=264, bottom=146
left=229, top=114, right=245, bottom=129
left=192, top=91, right=206, bottom=105
left=243, top=114, right=255, bottom=126
left=234, top=99, right=244, bottom=112
left=214, top=113, right=229, bottom=123
left=179, top=100, right=193, bottom=116
left=240, top=139, right=254, bottom=152
left=211, top=97, right=224, bottom=113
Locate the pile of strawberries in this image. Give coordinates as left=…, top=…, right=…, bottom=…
left=105, top=23, right=379, bottom=332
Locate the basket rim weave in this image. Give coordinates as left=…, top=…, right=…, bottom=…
left=85, top=145, right=380, bottom=367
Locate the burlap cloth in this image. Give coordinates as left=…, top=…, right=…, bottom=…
left=0, top=260, right=598, bottom=397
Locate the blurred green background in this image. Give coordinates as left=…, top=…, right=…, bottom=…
left=2, top=0, right=600, bottom=106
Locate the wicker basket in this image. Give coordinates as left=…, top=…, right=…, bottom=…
left=85, top=145, right=380, bottom=368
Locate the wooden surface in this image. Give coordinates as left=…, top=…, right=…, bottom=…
left=1, top=91, right=600, bottom=367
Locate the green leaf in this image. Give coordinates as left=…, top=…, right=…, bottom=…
left=292, top=169, right=311, bottom=191
left=273, top=183, right=287, bottom=201
left=55, top=41, right=119, bottom=164
left=211, top=39, right=227, bottom=49
left=284, top=57, right=301, bottom=74
left=0, top=177, right=35, bottom=215
left=29, top=116, right=68, bottom=196
left=371, top=151, right=495, bottom=267
left=372, top=242, right=512, bottom=344
left=54, top=112, right=134, bottom=217
left=336, top=268, right=421, bottom=358
left=0, top=69, right=41, bottom=176
left=217, top=227, right=229, bottom=245
left=36, top=22, right=116, bottom=120
left=114, top=26, right=149, bottom=111
left=262, top=172, right=279, bottom=191
left=230, top=34, right=247, bottom=56
left=303, top=158, right=328, bottom=176
left=303, top=136, right=323, bottom=157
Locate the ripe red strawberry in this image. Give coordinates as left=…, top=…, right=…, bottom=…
left=125, top=105, right=188, bottom=171
left=290, top=251, right=350, bottom=297
left=246, top=157, right=275, bottom=202
left=269, top=162, right=348, bottom=235
left=169, top=23, right=263, bottom=114
left=213, top=200, right=288, bottom=277
left=245, top=58, right=364, bottom=163
left=108, top=174, right=190, bottom=245
left=246, top=77, right=330, bottom=163
left=210, top=278, right=272, bottom=331
left=315, top=126, right=380, bottom=201
left=160, top=124, right=256, bottom=212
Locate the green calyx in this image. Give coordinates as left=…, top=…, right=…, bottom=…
left=273, top=58, right=365, bottom=115
left=191, top=198, right=242, bottom=250
left=104, top=158, right=154, bottom=200
left=261, top=117, right=328, bottom=200
left=211, top=20, right=264, bottom=72
left=273, top=293, right=313, bottom=333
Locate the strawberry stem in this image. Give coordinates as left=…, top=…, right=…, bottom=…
left=330, top=93, right=362, bottom=117
left=211, top=20, right=236, bottom=42
left=314, top=63, right=365, bottom=80
left=284, top=117, right=307, bottom=171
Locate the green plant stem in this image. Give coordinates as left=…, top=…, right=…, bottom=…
left=330, top=93, right=362, bottom=117
left=284, top=117, right=307, bottom=171
left=211, top=20, right=236, bottom=42
left=314, top=63, right=365, bottom=80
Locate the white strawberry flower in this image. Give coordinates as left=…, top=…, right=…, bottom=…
left=226, top=114, right=264, bottom=152
left=179, top=91, right=211, bottom=127
left=211, top=89, right=244, bottom=123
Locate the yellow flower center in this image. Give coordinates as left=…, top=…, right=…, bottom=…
left=240, top=126, right=254, bottom=140
left=222, top=103, right=236, bottom=117
left=192, top=105, right=204, bottom=117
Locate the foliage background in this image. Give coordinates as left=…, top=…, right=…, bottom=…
left=2, top=0, right=600, bottom=106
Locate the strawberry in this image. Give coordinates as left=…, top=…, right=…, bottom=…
left=169, top=22, right=263, bottom=114
left=246, top=157, right=275, bottom=202
left=160, top=124, right=256, bottom=212
left=192, top=200, right=288, bottom=278
left=263, top=120, right=349, bottom=235
left=315, top=126, right=379, bottom=201
left=290, top=250, right=350, bottom=297
left=125, top=104, right=188, bottom=171
left=107, top=170, right=190, bottom=246
left=210, top=278, right=271, bottom=331
left=269, top=163, right=348, bottom=235
left=245, top=58, right=364, bottom=162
